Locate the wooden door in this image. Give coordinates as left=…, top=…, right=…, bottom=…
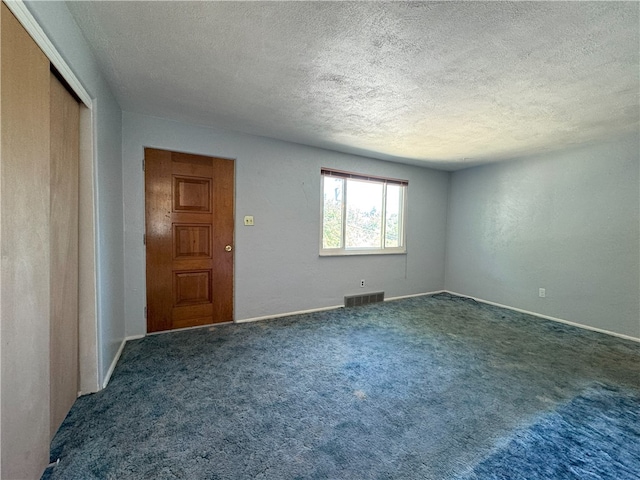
left=1, top=4, right=51, bottom=477
left=145, top=148, right=234, bottom=333
left=49, top=72, right=80, bottom=440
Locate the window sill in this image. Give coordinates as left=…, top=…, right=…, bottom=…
left=319, top=249, right=407, bottom=257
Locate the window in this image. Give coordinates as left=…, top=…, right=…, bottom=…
left=321, top=169, right=407, bottom=255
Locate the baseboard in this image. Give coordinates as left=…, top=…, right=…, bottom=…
left=236, top=304, right=343, bottom=323
left=386, top=290, right=445, bottom=302
left=444, top=290, right=640, bottom=343
left=101, top=334, right=144, bottom=389
left=236, top=291, right=447, bottom=324
left=145, top=322, right=233, bottom=336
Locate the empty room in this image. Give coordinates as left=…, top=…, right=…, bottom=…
left=0, top=1, right=638, bottom=479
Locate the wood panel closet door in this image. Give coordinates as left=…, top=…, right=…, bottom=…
left=1, top=4, right=51, bottom=479
left=145, top=148, right=234, bottom=333
left=49, top=73, right=80, bottom=440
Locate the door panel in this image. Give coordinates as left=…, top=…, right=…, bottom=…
left=49, top=73, right=80, bottom=439
left=173, top=176, right=211, bottom=212
left=1, top=4, right=51, bottom=477
left=174, top=271, right=211, bottom=305
left=173, top=224, right=211, bottom=258
left=145, top=148, right=234, bottom=333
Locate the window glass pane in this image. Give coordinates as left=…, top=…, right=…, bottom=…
left=322, top=177, right=343, bottom=249
left=345, top=179, right=383, bottom=249
left=385, top=184, right=403, bottom=248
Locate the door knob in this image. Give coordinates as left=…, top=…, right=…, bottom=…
left=225, top=245, right=232, bottom=252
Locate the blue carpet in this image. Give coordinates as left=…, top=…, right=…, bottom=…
left=462, top=384, right=640, bottom=480
left=42, top=294, right=640, bottom=479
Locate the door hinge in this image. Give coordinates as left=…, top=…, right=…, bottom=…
left=144, top=307, right=147, bottom=319
left=142, top=158, right=145, bottom=171
left=143, top=233, right=146, bottom=245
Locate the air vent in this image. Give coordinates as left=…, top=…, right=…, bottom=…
left=344, top=292, right=384, bottom=308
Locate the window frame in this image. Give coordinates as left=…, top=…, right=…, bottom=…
left=320, top=168, right=408, bottom=256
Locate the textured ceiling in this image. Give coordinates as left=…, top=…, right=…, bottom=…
left=66, top=1, right=639, bottom=170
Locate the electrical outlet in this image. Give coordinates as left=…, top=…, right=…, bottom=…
left=360, top=279, right=365, bottom=288
left=539, top=288, right=546, bottom=298
left=243, top=215, right=254, bottom=226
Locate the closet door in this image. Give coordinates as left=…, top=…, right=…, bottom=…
left=0, top=3, right=51, bottom=479
left=49, top=73, right=80, bottom=440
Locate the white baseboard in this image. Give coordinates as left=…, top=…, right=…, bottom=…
left=386, top=290, right=445, bottom=302
left=236, top=304, right=343, bottom=323
left=145, top=322, right=233, bottom=336
left=101, top=334, right=145, bottom=389
left=444, top=290, right=640, bottom=343
left=236, top=290, right=445, bottom=323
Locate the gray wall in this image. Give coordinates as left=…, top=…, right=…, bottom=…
left=122, top=111, right=449, bottom=336
left=445, top=133, right=640, bottom=339
left=25, top=1, right=125, bottom=384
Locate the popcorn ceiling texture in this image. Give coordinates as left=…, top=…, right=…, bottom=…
left=66, top=1, right=639, bottom=169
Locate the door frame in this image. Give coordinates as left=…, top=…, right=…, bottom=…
left=6, top=0, right=100, bottom=394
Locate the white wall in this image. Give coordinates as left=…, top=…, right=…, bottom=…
left=445, top=133, right=640, bottom=339
left=25, top=1, right=125, bottom=385
left=122, top=112, right=449, bottom=336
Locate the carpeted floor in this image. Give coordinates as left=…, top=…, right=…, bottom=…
left=43, top=294, right=640, bottom=479
left=463, top=383, right=640, bottom=480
